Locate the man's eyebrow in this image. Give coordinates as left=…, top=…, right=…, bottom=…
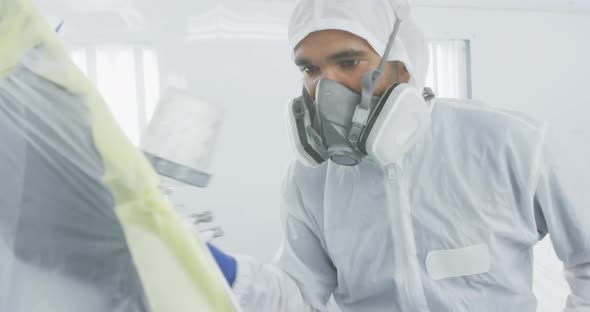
left=327, top=49, right=368, bottom=61
left=294, top=49, right=368, bottom=66
left=294, top=57, right=311, bottom=66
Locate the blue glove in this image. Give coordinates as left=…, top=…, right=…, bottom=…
left=207, top=243, right=237, bottom=286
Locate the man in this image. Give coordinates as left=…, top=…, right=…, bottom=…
left=209, top=0, right=590, bottom=311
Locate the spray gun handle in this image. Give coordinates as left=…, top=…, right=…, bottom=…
left=190, top=211, right=214, bottom=224
left=199, top=227, right=224, bottom=242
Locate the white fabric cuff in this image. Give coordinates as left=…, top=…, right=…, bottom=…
left=232, top=254, right=260, bottom=308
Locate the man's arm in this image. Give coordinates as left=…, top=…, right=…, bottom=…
left=231, top=162, right=337, bottom=312
left=534, top=128, right=590, bottom=311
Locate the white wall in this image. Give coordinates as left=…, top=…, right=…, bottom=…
left=162, top=38, right=301, bottom=261
left=414, top=7, right=590, bottom=132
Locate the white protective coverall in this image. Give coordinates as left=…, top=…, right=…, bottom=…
left=231, top=0, right=590, bottom=311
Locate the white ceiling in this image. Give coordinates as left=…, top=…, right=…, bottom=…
left=35, top=0, right=590, bottom=15
left=413, top=0, right=590, bottom=13
left=33, top=0, right=590, bottom=38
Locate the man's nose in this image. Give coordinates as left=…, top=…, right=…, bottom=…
left=321, top=67, right=341, bottom=82
left=309, top=69, right=342, bottom=98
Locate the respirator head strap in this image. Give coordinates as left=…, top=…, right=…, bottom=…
left=348, top=11, right=403, bottom=151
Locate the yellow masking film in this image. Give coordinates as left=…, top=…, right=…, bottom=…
left=0, top=1, right=235, bottom=311
left=0, top=0, right=43, bottom=78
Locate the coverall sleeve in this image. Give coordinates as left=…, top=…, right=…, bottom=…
left=232, top=162, right=337, bottom=312
left=533, top=128, right=590, bottom=311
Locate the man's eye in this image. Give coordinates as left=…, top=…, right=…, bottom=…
left=340, top=59, right=360, bottom=69
left=301, top=65, right=320, bottom=74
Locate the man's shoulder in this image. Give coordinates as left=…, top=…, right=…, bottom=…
left=429, top=98, right=548, bottom=186
left=432, top=98, right=547, bottom=143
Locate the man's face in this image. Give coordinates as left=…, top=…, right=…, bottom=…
left=293, top=29, right=410, bottom=99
